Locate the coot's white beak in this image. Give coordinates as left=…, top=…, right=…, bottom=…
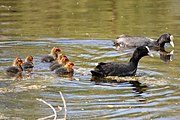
left=145, top=46, right=154, bottom=57
left=170, top=35, right=174, bottom=48
left=148, top=52, right=154, bottom=57
left=169, top=50, right=174, bottom=55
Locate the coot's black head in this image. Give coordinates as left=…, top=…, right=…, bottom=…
left=157, top=33, right=174, bottom=48
left=132, top=46, right=153, bottom=60
left=129, top=46, right=152, bottom=64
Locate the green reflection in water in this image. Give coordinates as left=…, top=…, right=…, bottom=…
left=0, top=0, right=179, bottom=39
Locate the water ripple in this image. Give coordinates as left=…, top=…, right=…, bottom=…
left=0, top=39, right=179, bottom=120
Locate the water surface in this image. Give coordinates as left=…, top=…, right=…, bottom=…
left=0, top=0, right=180, bottom=120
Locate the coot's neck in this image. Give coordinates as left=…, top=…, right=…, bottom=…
left=129, top=52, right=144, bottom=66
left=157, top=38, right=165, bottom=48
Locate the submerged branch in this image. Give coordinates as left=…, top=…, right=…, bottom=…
left=59, top=91, right=67, bottom=120
left=37, top=91, right=67, bottom=120
left=36, top=98, right=57, bottom=120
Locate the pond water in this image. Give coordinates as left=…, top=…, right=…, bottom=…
left=0, top=0, right=180, bottom=120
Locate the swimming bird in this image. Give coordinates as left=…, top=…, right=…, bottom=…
left=55, top=62, right=74, bottom=76
left=91, top=46, right=153, bottom=77
left=50, top=54, right=69, bottom=71
left=41, top=47, right=61, bottom=62
left=22, top=56, right=34, bottom=72
left=5, top=58, right=23, bottom=77
left=114, top=33, right=174, bottom=49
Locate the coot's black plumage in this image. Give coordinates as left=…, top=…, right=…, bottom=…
left=91, top=46, right=153, bottom=77
left=114, top=33, right=174, bottom=49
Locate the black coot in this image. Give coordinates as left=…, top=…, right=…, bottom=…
left=114, top=33, right=174, bottom=49
left=91, top=46, right=153, bottom=77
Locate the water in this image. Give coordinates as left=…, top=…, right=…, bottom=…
left=0, top=0, right=180, bottom=119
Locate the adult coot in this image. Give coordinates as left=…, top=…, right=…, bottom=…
left=114, top=33, right=174, bottom=49
left=6, top=58, right=23, bottom=77
left=41, top=47, right=61, bottom=62
left=22, top=56, right=34, bottom=72
left=91, top=46, right=153, bottom=77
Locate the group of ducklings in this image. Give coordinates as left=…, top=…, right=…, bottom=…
left=5, top=56, right=34, bottom=80
left=5, top=47, right=74, bottom=80
left=41, top=47, right=74, bottom=76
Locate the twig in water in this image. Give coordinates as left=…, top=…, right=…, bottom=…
left=59, top=91, right=67, bottom=120
left=36, top=98, right=57, bottom=120
left=37, top=91, right=67, bottom=120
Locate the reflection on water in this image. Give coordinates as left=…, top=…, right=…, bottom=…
left=0, top=0, right=180, bottom=39
left=0, top=0, right=180, bottom=119
left=159, top=50, right=174, bottom=63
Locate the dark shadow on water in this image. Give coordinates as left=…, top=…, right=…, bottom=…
left=91, top=76, right=148, bottom=95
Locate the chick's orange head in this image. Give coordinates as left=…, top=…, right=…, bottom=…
left=66, top=62, right=74, bottom=68
left=26, top=56, right=33, bottom=61
left=54, top=48, right=61, bottom=53
left=62, top=57, right=69, bottom=64
left=15, top=58, right=23, bottom=65
left=28, top=56, right=33, bottom=60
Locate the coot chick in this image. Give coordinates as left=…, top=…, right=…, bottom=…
left=55, top=62, right=74, bottom=76
left=22, top=56, right=34, bottom=72
left=49, top=54, right=66, bottom=68
left=50, top=55, right=69, bottom=71
left=114, top=33, right=174, bottom=49
left=5, top=58, right=23, bottom=77
left=91, top=46, right=153, bottom=77
left=41, top=47, right=61, bottom=62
